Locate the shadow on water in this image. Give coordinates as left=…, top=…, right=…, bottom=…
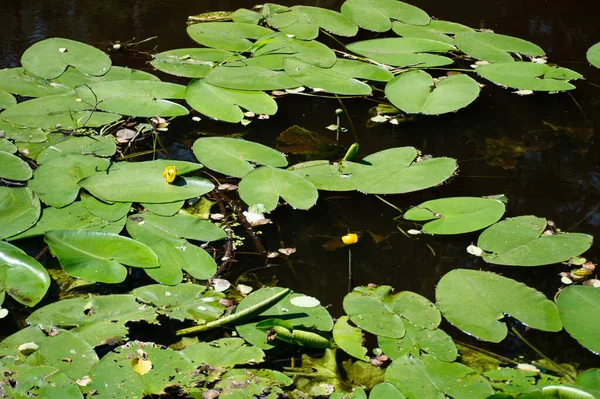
left=1, top=0, right=599, bottom=366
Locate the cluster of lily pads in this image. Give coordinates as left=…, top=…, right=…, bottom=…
left=1, top=0, right=600, bottom=397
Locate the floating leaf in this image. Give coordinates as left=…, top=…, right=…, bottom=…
left=206, top=64, right=300, bottom=91
left=30, top=154, right=109, bottom=208
left=0, top=120, right=48, bottom=143
left=45, top=230, right=159, bottom=283
left=186, top=79, right=277, bottom=123
left=75, top=81, right=189, bottom=117
left=454, top=31, right=545, bottom=63
left=341, top=0, right=430, bottom=32
left=0, top=151, right=32, bottom=181
left=0, top=362, right=84, bottom=399
left=0, top=90, right=16, bottom=109
left=0, top=241, right=50, bottom=306
left=291, top=6, right=358, bottom=37
left=392, top=21, right=454, bottom=44
left=142, top=200, right=184, bottom=216
left=329, top=59, right=393, bottom=82
left=21, top=37, right=111, bottom=79
left=150, top=48, right=236, bottom=78
left=289, top=160, right=356, bottom=192
left=0, top=94, right=122, bottom=129
left=193, top=137, right=287, bottom=178
left=476, top=215, right=593, bottom=266
left=79, top=160, right=213, bottom=203
left=344, top=286, right=440, bottom=339
left=80, top=192, right=131, bottom=222
left=232, top=8, right=263, bottom=24
left=239, top=166, right=318, bottom=211
left=252, top=33, right=337, bottom=69
left=346, top=38, right=453, bottom=68
left=187, top=22, right=273, bottom=51
left=0, top=67, right=73, bottom=97
left=267, top=9, right=319, bottom=40
left=425, top=20, right=474, bottom=34
left=283, top=58, right=372, bottom=95
left=131, top=212, right=225, bottom=242
left=370, top=383, right=406, bottom=399
left=436, top=269, right=562, bottom=342
left=385, top=355, right=494, bottom=399
left=385, top=70, right=480, bottom=115
left=0, top=187, right=40, bottom=240
left=403, top=197, right=505, bottom=235
left=183, top=338, right=265, bottom=367
left=476, top=62, right=580, bottom=91
left=587, top=42, right=600, bottom=68
left=378, top=321, right=457, bottom=362
left=333, top=316, right=368, bottom=361
left=0, top=138, right=17, bottom=153
left=8, top=201, right=125, bottom=240
left=26, top=295, right=157, bottom=347
left=556, top=285, right=600, bottom=354
left=36, top=135, right=116, bottom=164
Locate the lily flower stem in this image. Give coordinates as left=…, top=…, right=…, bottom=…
left=348, top=247, right=352, bottom=293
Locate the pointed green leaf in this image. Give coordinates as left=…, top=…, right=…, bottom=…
left=151, top=48, right=236, bottom=78
left=455, top=31, right=545, bottom=63
left=426, top=20, right=474, bottom=34
left=346, top=38, right=454, bottom=67
left=476, top=62, right=580, bottom=91
left=193, top=137, right=287, bottom=178
left=436, top=269, right=562, bottom=342
left=333, top=316, right=369, bottom=361
left=385, top=70, right=480, bottom=115
left=45, top=230, right=159, bottom=283
left=283, top=58, right=372, bottom=95
left=292, top=6, right=358, bottom=37
left=0, top=90, right=16, bottom=110
left=0, top=241, right=50, bottom=306
left=392, top=21, right=454, bottom=44
left=329, top=58, right=393, bottom=82
left=21, top=38, right=111, bottom=79
left=239, top=166, right=318, bottom=211
left=187, top=22, right=273, bottom=51
left=556, top=285, right=600, bottom=354
left=0, top=187, right=40, bottom=240
left=0, top=151, right=32, bottom=180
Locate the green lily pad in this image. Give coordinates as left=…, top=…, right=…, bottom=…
left=425, top=20, right=474, bottom=34
left=252, top=33, right=337, bottom=69
left=21, top=37, right=111, bottom=79
left=187, top=22, right=273, bottom=52
left=8, top=201, right=125, bottom=240
left=341, top=0, right=430, bottom=32
left=385, top=70, right=480, bottom=115
left=235, top=287, right=334, bottom=350
left=150, top=48, right=236, bottom=78
left=193, top=137, right=287, bottom=178
left=133, top=283, right=225, bottom=323
left=436, top=269, right=562, bottom=342
left=36, top=135, right=116, bottom=164
left=476, top=215, right=593, bottom=266
left=403, top=196, right=506, bottom=235
left=266, top=9, right=320, bottom=40
left=289, top=160, right=356, bottom=192
left=329, top=58, right=394, bottom=82
left=378, top=321, right=457, bottom=362
left=333, top=316, right=369, bottom=361
left=587, top=42, right=600, bottom=68
left=576, top=369, right=600, bottom=394
left=0, top=90, right=16, bottom=109
left=0, top=151, right=32, bottom=181
left=239, top=166, right=318, bottom=211
left=0, top=241, right=50, bottom=307
left=142, top=200, right=184, bottom=216
left=45, top=230, right=159, bottom=283
left=0, top=120, right=48, bottom=143
left=370, top=383, right=406, bottom=399
left=0, top=94, right=122, bottom=129
left=80, top=192, right=131, bottom=222
left=0, top=187, right=40, bottom=239
left=343, top=286, right=440, bottom=339
left=186, top=79, right=277, bottom=123
left=0, top=362, right=83, bottom=399
left=385, top=355, right=494, bottom=399
left=29, top=154, right=110, bottom=208
left=392, top=21, right=454, bottom=45
left=0, top=138, right=17, bottom=153
left=79, top=160, right=213, bottom=203
left=232, top=8, right=263, bottom=24
left=556, top=285, right=600, bottom=354
left=183, top=338, right=265, bottom=368
left=26, top=294, right=157, bottom=347
left=283, top=58, right=372, bottom=95
left=291, top=6, right=358, bottom=37
left=347, top=38, right=454, bottom=68
left=454, top=31, right=545, bottom=63
left=75, top=81, right=189, bottom=117
left=129, top=212, right=225, bottom=242
left=476, top=62, right=580, bottom=91
left=205, top=64, right=300, bottom=91
left=0, top=68, right=72, bottom=97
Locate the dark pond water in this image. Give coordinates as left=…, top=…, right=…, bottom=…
left=1, top=0, right=599, bottom=367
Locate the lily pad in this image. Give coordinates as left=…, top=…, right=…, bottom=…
left=142, top=200, right=184, bottom=216
left=36, top=135, right=116, bottom=164
left=329, top=58, right=394, bottom=82
left=78, top=160, right=213, bottom=203
left=587, top=42, right=600, bottom=68
left=341, top=0, right=430, bottom=32
left=476, top=215, right=593, bottom=266
left=266, top=9, right=320, bottom=40
left=346, top=38, right=454, bottom=67
left=385, top=355, right=494, bottom=399
left=252, top=33, right=337, bottom=69
left=436, top=269, right=562, bottom=342
left=150, top=48, right=236, bottom=78
left=187, top=22, right=273, bottom=52
left=289, top=160, right=356, bottom=191
left=21, top=37, right=111, bottom=79
left=238, top=166, right=319, bottom=211
left=183, top=338, right=265, bottom=368
left=0, top=187, right=40, bottom=239
left=80, top=192, right=131, bottom=222
left=186, top=79, right=277, bottom=123
left=0, top=90, right=16, bottom=109
left=131, top=212, right=225, bottom=242
left=343, top=286, right=440, bottom=339
left=0, top=151, right=32, bottom=181
left=283, top=58, right=372, bottom=95
left=392, top=21, right=454, bottom=45
left=291, top=6, right=358, bottom=37
left=454, top=31, right=545, bottom=63
left=385, top=70, right=480, bottom=115
left=0, top=362, right=84, bottom=399
left=333, top=316, right=368, bottom=361
left=205, top=64, right=300, bottom=91
left=45, top=230, right=159, bottom=283
left=0, top=120, right=48, bottom=143
left=476, top=62, right=580, bottom=91
left=0, top=138, right=17, bottom=153
left=378, top=321, right=457, bottom=362
left=193, top=137, right=287, bottom=178
left=403, top=196, right=505, bottom=235
left=556, top=285, right=600, bottom=354
left=0, top=241, right=50, bottom=307
left=425, top=20, right=474, bottom=34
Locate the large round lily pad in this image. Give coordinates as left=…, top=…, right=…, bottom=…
left=556, top=285, right=600, bottom=354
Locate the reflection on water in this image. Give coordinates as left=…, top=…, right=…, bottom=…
left=1, top=0, right=599, bottom=364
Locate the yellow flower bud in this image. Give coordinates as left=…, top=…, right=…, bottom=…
left=341, top=233, right=358, bottom=245
left=162, top=165, right=177, bottom=183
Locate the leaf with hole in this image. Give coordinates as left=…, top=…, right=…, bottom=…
left=436, top=269, right=562, bottom=342
left=476, top=62, right=581, bottom=91
left=403, top=196, right=505, bottom=235
left=347, top=38, right=454, bottom=67
left=455, top=31, right=545, bottom=63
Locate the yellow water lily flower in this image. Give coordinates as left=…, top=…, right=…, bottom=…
left=342, top=233, right=358, bottom=245
left=162, top=165, right=177, bottom=183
